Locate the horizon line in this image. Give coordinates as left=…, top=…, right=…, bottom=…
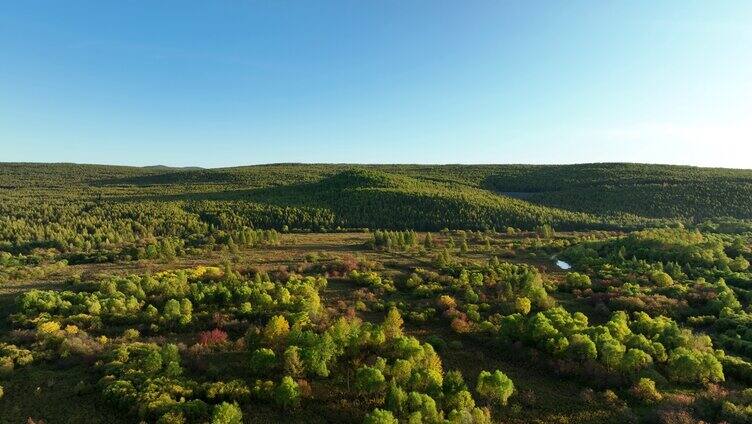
left=2, top=160, right=752, bottom=172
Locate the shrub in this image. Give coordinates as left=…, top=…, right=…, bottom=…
left=425, top=335, right=447, bottom=352
left=211, top=402, right=242, bottom=424
left=445, top=389, right=476, bottom=412
left=667, top=347, right=724, bottom=384
left=59, top=334, right=102, bottom=359
left=650, top=271, right=673, bottom=287
left=630, top=378, right=662, bottom=404
left=515, top=297, right=531, bottom=315
left=0, top=357, right=13, bottom=375
left=407, top=392, right=440, bottom=422
left=567, top=334, right=597, bottom=362
left=451, top=317, right=471, bottom=334
left=37, top=321, right=61, bottom=335
left=157, top=411, right=186, bottom=424
left=476, top=370, right=514, bottom=407
left=449, top=340, right=464, bottom=350
left=264, top=315, right=290, bottom=348
left=620, top=348, right=653, bottom=376
left=437, top=295, right=457, bottom=310
left=283, top=346, right=305, bottom=377
left=364, top=408, right=398, bottom=424
left=386, top=382, right=407, bottom=413
left=383, top=307, right=404, bottom=340
left=198, top=329, right=229, bottom=347
left=356, top=366, right=386, bottom=395
left=249, top=348, right=277, bottom=375
left=564, top=272, right=591, bottom=291
left=601, top=389, right=621, bottom=406
left=730, top=256, right=750, bottom=272
left=274, top=376, right=300, bottom=409
left=122, top=328, right=140, bottom=340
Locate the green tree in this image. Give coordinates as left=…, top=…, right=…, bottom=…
left=476, top=370, right=514, bottom=407
left=630, top=378, right=662, bottom=404
left=568, top=333, right=597, bottom=362
left=363, top=409, right=398, bottom=424
left=514, top=297, right=531, bottom=315
left=274, top=376, right=300, bottom=409
left=424, top=233, right=434, bottom=249
left=650, top=271, right=673, bottom=287
left=383, top=307, right=404, bottom=340
left=407, top=391, right=441, bottom=422
left=443, top=370, right=468, bottom=395
left=385, top=382, right=408, bottom=414
left=564, top=272, right=591, bottom=290
left=163, top=299, right=182, bottom=324
left=283, top=346, right=305, bottom=377
left=356, top=366, right=386, bottom=395
left=445, top=389, right=476, bottom=413
left=157, top=411, right=185, bottom=424
left=599, top=338, right=626, bottom=370
left=249, top=348, right=277, bottom=375
left=667, top=347, right=724, bottom=384
left=179, top=298, right=192, bottom=325
left=264, top=315, right=290, bottom=349
left=620, top=348, right=653, bottom=375
left=211, top=402, right=242, bottom=424
left=730, top=255, right=750, bottom=272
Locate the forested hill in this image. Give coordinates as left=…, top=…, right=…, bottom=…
left=1, top=162, right=751, bottom=239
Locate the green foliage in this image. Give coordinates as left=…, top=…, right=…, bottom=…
left=567, top=333, right=597, bottom=362
left=264, top=315, right=290, bottom=348
left=364, top=408, right=399, bottom=424
left=620, top=348, right=653, bottom=375
left=211, top=402, right=242, bottom=424
left=356, top=366, right=386, bottom=394
left=157, top=411, right=186, bottom=424
left=514, top=297, right=531, bottom=315
left=383, top=307, right=404, bottom=340
left=629, top=378, right=662, bottom=404
left=373, top=230, right=418, bottom=251
left=667, top=347, right=724, bottom=384
left=563, top=272, right=591, bottom=291
left=249, top=348, right=277, bottom=376
left=650, top=271, right=673, bottom=287
left=730, top=255, right=751, bottom=272
left=483, top=162, right=752, bottom=220
left=274, top=376, right=300, bottom=409
left=349, top=270, right=396, bottom=292
left=475, top=370, right=514, bottom=407
left=283, top=346, right=305, bottom=377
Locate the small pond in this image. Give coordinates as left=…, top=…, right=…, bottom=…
left=555, top=259, right=572, bottom=270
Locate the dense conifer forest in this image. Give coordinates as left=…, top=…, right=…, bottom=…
left=1, top=162, right=752, bottom=423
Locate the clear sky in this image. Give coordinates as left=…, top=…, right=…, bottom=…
left=1, top=1, right=750, bottom=168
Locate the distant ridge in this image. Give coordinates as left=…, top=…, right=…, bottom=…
left=141, top=165, right=204, bottom=171
left=1, top=162, right=751, bottom=229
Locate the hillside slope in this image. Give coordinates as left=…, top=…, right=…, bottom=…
left=1, top=163, right=751, bottom=240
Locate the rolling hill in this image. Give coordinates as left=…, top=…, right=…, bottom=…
left=1, top=162, right=750, bottom=251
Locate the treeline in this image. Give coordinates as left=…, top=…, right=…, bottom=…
left=482, top=163, right=752, bottom=220
left=1, top=163, right=751, bottom=269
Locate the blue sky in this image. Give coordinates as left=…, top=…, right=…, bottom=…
left=1, top=1, right=750, bottom=168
